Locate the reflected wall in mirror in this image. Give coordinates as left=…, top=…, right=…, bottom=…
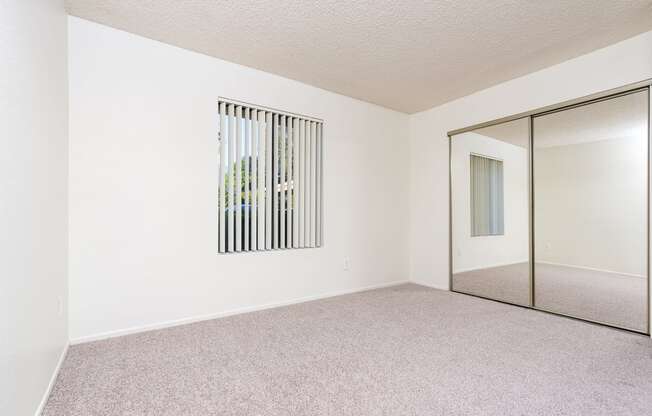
left=451, top=117, right=530, bottom=306
left=534, top=89, right=649, bottom=332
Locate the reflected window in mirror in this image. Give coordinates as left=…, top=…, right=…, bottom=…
left=470, top=154, right=504, bottom=237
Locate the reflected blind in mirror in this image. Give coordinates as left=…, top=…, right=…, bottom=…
left=470, top=154, right=504, bottom=236
left=218, top=99, right=323, bottom=253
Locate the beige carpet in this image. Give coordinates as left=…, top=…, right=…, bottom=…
left=454, top=262, right=648, bottom=332
left=44, top=284, right=652, bottom=416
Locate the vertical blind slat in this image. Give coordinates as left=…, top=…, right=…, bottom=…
left=272, top=114, right=279, bottom=249
left=265, top=112, right=273, bottom=250
left=303, top=121, right=310, bottom=247
left=306, top=122, right=312, bottom=247
left=235, top=106, right=243, bottom=252
left=218, top=102, right=227, bottom=253
left=292, top=118, right=300, bottom=248
left=280, top=115, right=286, bottom=249
left=299, top=119, right=306, bottom=247
left=306, top=121, right=312, bottom=247
left=250, top=110, right=258, bottom=251
left=286, top=117, right=293, bottom=248
left=309, top=121, right=316, bottom=247
left=321, top=123, right=324, bottom=246
left=228, top=104, right=236, bottom=252
left=320, top=122, right=324, bottom=247
left=316, top=123, right=322, bottom=247
left=243, top=108, right=250, bottom=251
left=257, top=110, right=266, bottom=250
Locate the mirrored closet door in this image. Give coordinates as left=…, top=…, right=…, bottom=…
left=533, top=89, right=649, bottom=332
left=450, top=83, right=650, bottom=333
left=451, top=118, right=531, bottom=306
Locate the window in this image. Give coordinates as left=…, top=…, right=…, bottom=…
left=470, top=154, right=503, bottom=236
left=217, top=99, right=323, bottom=253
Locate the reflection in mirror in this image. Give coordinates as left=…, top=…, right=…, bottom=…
left=534, top=90, right=649, bottom=332
left=451, top=117, right=530, bottom=306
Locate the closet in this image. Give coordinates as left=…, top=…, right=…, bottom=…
left=449, top=83, right=650, bottom=333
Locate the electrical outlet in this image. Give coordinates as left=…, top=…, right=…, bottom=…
left=343, top=258, right=350, bottom=271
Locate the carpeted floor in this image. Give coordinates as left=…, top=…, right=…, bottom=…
left=44, top=284, right=652, bottom=416
left=454, top=262, right=648, bottom=332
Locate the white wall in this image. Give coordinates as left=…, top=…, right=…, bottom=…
left=535, top=138, right=647, bottom=276
left=409, top=29, right=652, bottom=290
left=0, top=1, right=69, bottom=415
left=452, top=133, right=528, bottom=273
left=68, top=17, right=410, bottom=342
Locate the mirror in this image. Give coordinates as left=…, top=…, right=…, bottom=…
left=533, top=90, right=649, bottom=331
left=451, top=117, right=531, bottom=306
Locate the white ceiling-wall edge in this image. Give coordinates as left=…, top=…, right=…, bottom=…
left=66, top=16, right=411, bottom=119
left=410, top=29, right=652, bottom=125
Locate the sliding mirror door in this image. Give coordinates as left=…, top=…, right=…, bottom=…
left=451, top=118, right=531, bottom=306
left=533, top=89, right=649, bottom=332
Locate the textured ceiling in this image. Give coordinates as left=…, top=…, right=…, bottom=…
left=65, top=0, right=652, bottom=113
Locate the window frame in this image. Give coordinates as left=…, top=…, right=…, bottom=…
left=217, top=98, right=324, bottom=254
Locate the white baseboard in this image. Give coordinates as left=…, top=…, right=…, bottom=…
left=451, top=260, right=645, bottom=280
left=411, top=280, right=449, bottom=291
left=453, top=259, right=529, bottom=274
left=70, top=280, right=409, bottom=345
left=35, top=343, right=68, bottom=416
left=537, top=261, right=646, bottom=279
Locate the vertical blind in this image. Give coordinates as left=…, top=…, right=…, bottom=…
left=218, top=99, right=323, bottom=253
left=470, top=154, right=504, bottom=236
